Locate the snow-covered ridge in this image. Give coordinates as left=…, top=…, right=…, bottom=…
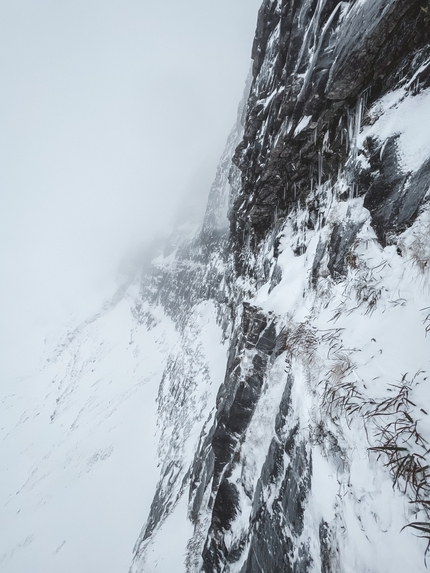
left=0, top=283, right=179, bottom=572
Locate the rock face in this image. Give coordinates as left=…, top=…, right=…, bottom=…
left=130, top=1, right=430, bottom=572
left=232, top=0, right=430, bottom=262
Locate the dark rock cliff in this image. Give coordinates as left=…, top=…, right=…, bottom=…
left=131, top=2, right=430, bottom=572
left=232, top=0, right=430, bottom=268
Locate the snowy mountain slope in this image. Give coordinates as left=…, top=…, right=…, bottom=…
left=3, top=1, right=430, bottom=572
left=0, top=65, right=248, bottom=573
left=0, top=285, right=179, bottom=573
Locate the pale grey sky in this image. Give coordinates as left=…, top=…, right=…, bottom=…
left=0, top=0, right=261, bottom=378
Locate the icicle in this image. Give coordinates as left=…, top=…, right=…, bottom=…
left=346, top=111, right=353, bottom=153
left=303, top=219, right=306, bottom=251
left=349, top=182, right=358, bottom=200
left=355, top=97, right=363, bottom=145
left=318, top=151, right=323, bottom=188
left=270, top=206, right=279, bottom=250
left=351, top=97, right=363, bottom=160
left=362, top=87, right=370, bottom=112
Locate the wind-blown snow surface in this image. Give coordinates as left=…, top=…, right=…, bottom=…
left=0, top=283, right=229, bottom=572
left=249, top=204, right=430, bottom=572
left=0, top=285, right=180, bottom=572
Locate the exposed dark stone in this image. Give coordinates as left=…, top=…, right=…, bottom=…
left=202, top=477, right=242, bottom=571
left=231, top=0, right=350, bottom=268
left=230, top=0, right=430, bottom=272
left=202, top=536, right=227, bottom=573
left=211, top=309, right=277, bottom=488
left=188, top=304, right=282, bottom=571
left=311, top=238, right=327, bottom=286
left=211, top=478, right=240, bottom=531
left=275, top=374, right=294, bottom=440
left=319, top=520, right=339, bottom=573
left=241, top=302, right=269, bottom=348
left=269, top=263, right=283, bottom=293
left=255, top=320, right=277, bottom=353
left=189, top=428, right=216, bottom=522
left=363, top=138, right=430, bottom=243
left=243, top=425, right=312, bottom=573
left=327, top=220, right=364, bottom=278
left=326, top=0, right=414, bottom=100
left=238, top=376, right=312, bottom=573
left=398, top=157, right=430, bottom=226
left=282, top=440, right=311, bottom=536
left=241, top=529, right=294, bottom=573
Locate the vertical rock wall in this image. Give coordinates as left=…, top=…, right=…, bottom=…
left=131, top=2, right=430, bottom=572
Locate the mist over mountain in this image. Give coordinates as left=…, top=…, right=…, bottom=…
left=0, top=0, right=260, bottom=380
left=2, top=1, right=430, bottom=572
